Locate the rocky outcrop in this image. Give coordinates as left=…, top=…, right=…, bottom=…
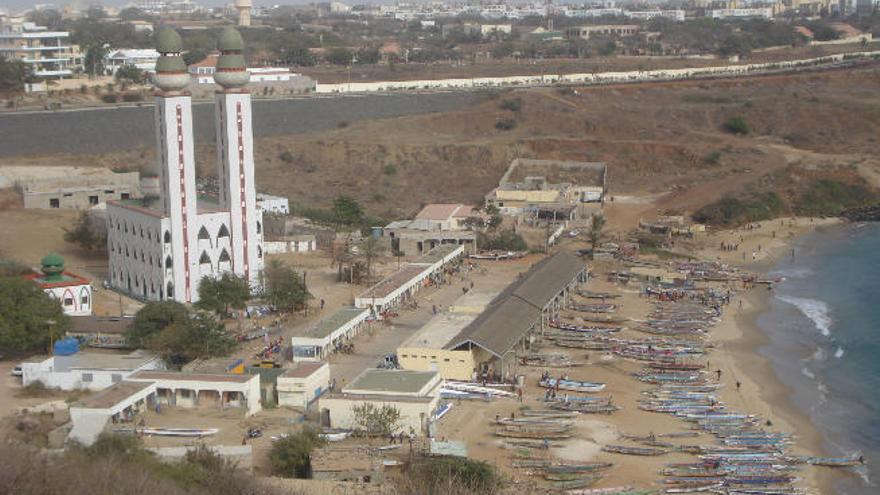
left=842, top=204, right=880, bottom=222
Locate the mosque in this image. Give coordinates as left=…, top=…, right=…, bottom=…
left=106, top=27, right=264, bottom=303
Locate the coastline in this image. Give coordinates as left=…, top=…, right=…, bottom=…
left=700, top=217, right=844, bottom=494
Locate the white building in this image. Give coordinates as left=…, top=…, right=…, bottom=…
left=412, top=203, right=480, bottom=231
left=25, top=254, right=92, bottom=316
left=710, top=8, right=773, bottom=19
left=21, top=350, right=164, bottom=391
left=256, top=193, right=289, bottom=215
left=625, top=10, right=686, bottom=21
left=104, top=48, right=160, bottom=75
left=0, top=18, right=78, bottom=78
left=291, top=307, right=371, bottom=362
left=480, top=24, right=512, bottom=36
left=277, top=361, right=330, bottom=408
left=106, top=28, right=264, bottom=303
left=128, top=370, right=262, bottom=416
left=318, top=369, right=442, bottom=435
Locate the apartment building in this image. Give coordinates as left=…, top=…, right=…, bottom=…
left=0, top=18, right=78, bottom=78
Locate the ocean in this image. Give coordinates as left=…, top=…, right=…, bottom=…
left=759, top=222, right=880, bottom=494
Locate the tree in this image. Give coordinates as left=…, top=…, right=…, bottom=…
left=477, top=229, right=527, bottom=251
left=332, top=195, right=364, bottom=230
left=182, top=49, right=207, bottom=66
left=0, top=57, right=31, bottom=93
left=586, top=213, right=606, bottom=259
left=356, top=47, right=381, bottom=64
left=114, top=64, right=144, bottom=84
left=325, top=47, right=354, bottom=65
left=268, top=427, right=325, bottom=478
left=360, top=236, right=385, bottom=278
left=127, top=300, right=189, bottom=348
left=0, top=277, right=70, bottom=353
left=263, top=259, right=312, bottom=313
left=147, top=311, right=235, bottom=366
left=196, top=273, right=251, bottom=318
left=351, top=403, right=401, bottom=436
left=278, top=45, right=316, bottom=67
left=83, top=44, right=108, bottom=78
left=63, top=212, right=106, bottom=251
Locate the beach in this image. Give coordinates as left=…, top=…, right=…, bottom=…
left=437, top=216, right=864, bottom=493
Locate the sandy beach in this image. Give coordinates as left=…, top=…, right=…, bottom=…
left=436, top=216, right=847, bottom=493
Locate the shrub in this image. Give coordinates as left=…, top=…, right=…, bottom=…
left=122, top=92, right=143, bottom=102
left=793, top=180, right=876, bottom=217
left=703, top=150, right=722, bottom=165
left=477, top=229, right=528, bottom=251
left=383, top=164, right=397, bottom=175
left=279, top=150, right=295, bottom=163
left=499, top=98, right=521, bottom=112
left=495, top=118, right=517, bottom=131
left=337, top=120, right=349, bottom=128
left=403, top=457, right=500, bottom=495
left=268, top=428, right=325, bottom=478
left=101, top=93, right=119, bottom=103
left=722, top=116, right=750, bottom=135
left=692, top=191, right=785, bottom=227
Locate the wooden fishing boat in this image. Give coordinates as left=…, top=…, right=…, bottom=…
left=799, top=455, right=865, bottom=467
left=540, top=378, right=606, bottom=393
left=495, top=429, right=571, bottom=440
left=141, top=427, right=219, bottom=437
left=551, top=401, right=621, bottom=414
left=544, top=462, right=613, bottom=474
left=603, top=445, right=669, bottom=456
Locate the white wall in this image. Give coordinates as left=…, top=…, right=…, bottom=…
left=277, top=364, right=331, bottom=408
left=22, top=356, right=164, bottom=391
left=44, top=283, right=92, bottom=316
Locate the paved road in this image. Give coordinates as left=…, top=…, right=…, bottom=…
left=0, top=92, right=486, bottom=158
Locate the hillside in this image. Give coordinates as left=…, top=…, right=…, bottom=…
left=3, top=63, right=879, bottom=222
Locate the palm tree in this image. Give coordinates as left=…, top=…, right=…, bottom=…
left=587, top=213, right=606, bottom=259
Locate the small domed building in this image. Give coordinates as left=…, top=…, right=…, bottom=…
left=25, top=254, right=92, bottom=316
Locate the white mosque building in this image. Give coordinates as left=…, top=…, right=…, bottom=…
left=106, top=27, right=263, bottom=303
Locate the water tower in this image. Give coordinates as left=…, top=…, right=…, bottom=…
left=234, top=0, right=252, bottom=27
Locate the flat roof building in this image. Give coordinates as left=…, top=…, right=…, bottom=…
left=319, top=368, right=442, bottom=435
left=22, top=350, right=164, bottom=391
left=277, top=361, right=330, bottom=409
left=291, top=307, right=371, bottom=362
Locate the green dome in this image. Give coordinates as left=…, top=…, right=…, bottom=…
left=156, top=27, right=183, bottom=54
left=217, top=54, right=246, bottom=70
left=41, top=253, right=64, bottom=269
left=41, top=253, right=64, bottom=280
left=156, top=55, right=186, bottom=73
left=217, top=27, right=244, bottom=52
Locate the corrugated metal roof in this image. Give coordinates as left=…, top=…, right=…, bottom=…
left=444, top=252, right=585, bottom=357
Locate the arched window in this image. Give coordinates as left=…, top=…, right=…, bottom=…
left=125, top=246, right=129, bottom=258
left=140, top=226, right=144, bottom=238
left=218, top=224, right=230, bottom=238
left=166, top=282, right=174, bottom=300
left=257, top=245, right=262, bottom=259
left=164, top=231, right=171, bottom=244
left=140, top=250, right=145, bottom=262
left=199, top=251, right=211, bottom=265
left=198, top=226, right=210, bottom=240
left=165, top=256, right=173, bottom=269
left=256, top=221, right=262, bottom=234
left=219, top=249, right=231, bottom=263
left=123, top=222, right=128, bottom=234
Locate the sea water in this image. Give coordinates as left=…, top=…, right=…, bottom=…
left=759, top=223, right=880, bottom=494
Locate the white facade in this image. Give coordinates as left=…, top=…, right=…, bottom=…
left=625, top=10, right=685, bottom=21
left=128, top=370, right=262, bottom=416
left=256, top=193, right=289, bottom=215
left=44, top=282, right=92, bottom=316
left=0, top=19, right=77, bottom=78
left=104, top=49, right=160, bottom=75
left=21, top=351, right=164, bottom=391
left=263, top=237, right=317, bottom=254
left=277, top=362, right=330, bottom=408
left=480, top=24, right=512, bottom=36
left=107, top=81, right=264, bottom=303
left=710, top=8, right=773, bottom=19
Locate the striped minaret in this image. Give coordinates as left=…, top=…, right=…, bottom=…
left=153, top=27, right=198, bottom=302
left=214, top=27, right=262, bottom=288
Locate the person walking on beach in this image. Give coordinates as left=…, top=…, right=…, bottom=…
left=736, top=381, right=741, bottom=391
left=716, top=369, right=722, bottom=380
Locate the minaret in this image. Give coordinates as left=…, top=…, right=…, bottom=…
left=153, top=27, right=198, bottom=303
left=214, top=27, right=261, bottom=287
left=234, top=0, right=252, bottom=27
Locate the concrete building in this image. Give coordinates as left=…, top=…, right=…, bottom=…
left=379, top=222, right=476, bottom=256
left=444, top=252, right=587, bottom=380
left=106, top=28, right=264, bottom=303
left=128, top=370, right=262, bottom=415
left=480, top=23, right=512, bottom=36
left=486, top=159, right=607, bottom=218
left=709, top=8, right=773, bottom=18
left=397, top=289, right=498, bottom=380
left=318, top=369, right=442, bottom=435
left=291, top=307, right=371, bottom=362
left=354, top=245, right=464, bottom=315
left=104, top=48, right=160, bottom=75
left=263, top=234, right=318, bottom=254
left=276, top=361, right=330, bottom=408
left=235, top=0, right=252, bottom=26
left=67, top=315, right=133, bottom=349
left=24, top=254, right=92, bottom=316
left=68, top=380, right=157, bottom=445
left=565, top=25, right=640, bottom=40
left=0, top=18, right=78, bottom=78
left=22, top=350, right=164, bottom=391
left=21, top=170, right=141, bottom=210
left=413, top=203, right=481, bottom=231
left=625, top=10, right=685, bottom=21
left=256, top=193, right=289, bottom=215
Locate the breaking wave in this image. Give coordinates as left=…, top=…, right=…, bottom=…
left=777, top=295, right=832, bottom=337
